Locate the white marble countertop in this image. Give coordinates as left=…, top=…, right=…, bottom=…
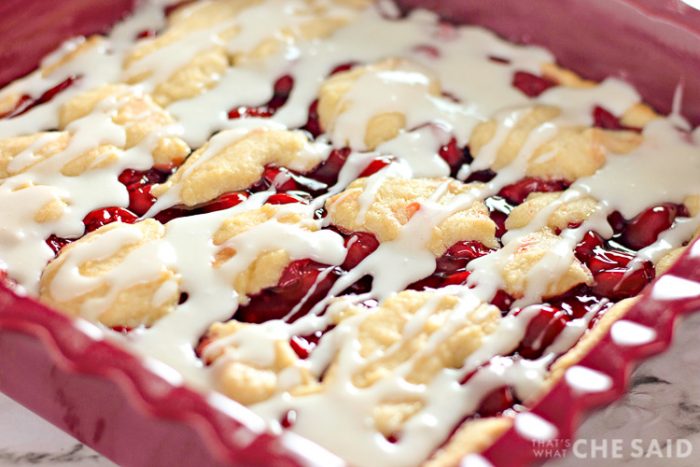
left=2, top=313, right=700, bottom=466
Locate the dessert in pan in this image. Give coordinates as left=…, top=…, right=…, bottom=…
left=0, top=0, right=699, bottom=465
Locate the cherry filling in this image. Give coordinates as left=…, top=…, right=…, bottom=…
left=358, top=156, right=395, bottom=177
left=303, top=100, right=323, bottom=138
left=515, top=304, right=568, bottom=359
left=305, top=147, right=351, bottom=186
left=45, top=206, right=139, bottom=255
left=592, top=105, right=641, bottom=132
left=613, top=203, right=688, bottom=251
left=498, top=177, right=570, bottom=205
left=154, top=191, right=249, bottom=223
left=484, top=196, right=512, bottom=239
left=83, top=207, right=138, bottom=233
left=289, top=329, right=329, bottom=359
left=477, top=386, right=520, bottom=418
left=46, top=235, right=72, bottom=255
left=512, top=71, right=556, bottom=98
left=235, top=260, right=343, bottom=324
left=118, top=165, right=177, bottom=216
left=228, top=75, right=294, bottom=119
left=409, top=240, right=493, bottom=290
left=574, top=230, right=656, bottom=301
left=438, top=138, right=473, bottom=177
left=0, top=75, right=79, bottom=119
left=337, top=229, right=380, bottom=270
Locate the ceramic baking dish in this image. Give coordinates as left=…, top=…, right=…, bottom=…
left=1, top=1, right=700, bottom=465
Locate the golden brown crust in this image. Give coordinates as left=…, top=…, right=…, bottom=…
left=0, top=132, right=123, bottom=179
left=326, top=177, right=497, bottom=256
left=59, top=84, right=190, bottom=166
left=469, top=105, right=643, bottom=181
left=318, top=58, right=442, bottom=149
left=39, top=220, right=180, bottom=327
left=505, top=192, right=599, bottom=231
left=153, top=128, right=322, bottom=206
left=204, top=320, right=319, bottom=405
left=502, top=229, right=593, bottom=299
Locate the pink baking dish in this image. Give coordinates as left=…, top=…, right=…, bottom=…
left=1, top=1, right=700, bottom=466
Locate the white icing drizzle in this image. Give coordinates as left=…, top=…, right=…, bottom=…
left=1, top=1, right=699, bottom=466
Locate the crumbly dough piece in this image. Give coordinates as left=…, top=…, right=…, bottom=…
left=0, top=132, right=123, bottom=179
left=153, top=128, right=324, bottom=206
left=318, top=58, right=442, bottom=149
left=1, top=86, right=188, bottom=180
left=212, top=204, right=318, bottom=300
left=469, top=105, right=643, bottom=181
left=202, top=320, right=318, bottom=405
left=39, top=220, right=180, bottom=327
left=59, top=84, right=190, bottom=166
left=326, top=177, right=497, bottom=256
left=341, top=290, right=501, bottom=388
left=505, top=192, right=599, bottom=231
left=126, top=0, right=366, bottom=106
left=312, top=292, right=501, bottom=437
left=502, top=229, right=593, bottom=299
left=124, top=0, right=251, bottom=106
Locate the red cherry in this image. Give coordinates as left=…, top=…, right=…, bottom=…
left=83, top=207, right=138, bottom=233
left=46, top=235, right=72, bottom=255
left=342, top=231, right=380, bottom=270
left=439, top=138, right=471, bottom=175
left=512, top=71, right=556, bottom=98
left=592, top=262, right=654, bottom=300
left=200, top=192, right=248, bottom=213
left=477, top=386, right=515, bottom=417
left=490, top=210, right=508, bottom=239
left=303, top=100, right=322, bottom=137
left=128, top=185, right=157, bottom=216
left=499, top=177, right=569, bottom=205
left=491, top=290, right=514, bottom=312
left=547, top=285, right=608, bottom=320
left=359, top=157, right=393, bottom=177
left=587, top=248, right=633, bottom=274
left=620, top=204, right=680, bottom=250
left=329, top=62, right=357, bottom=75
left=574, top=231, right=605, bottom=263
left=436, top=240, right=492, bottom=274
left=235, top=260, right=342, bottom=323
left=592, top=106, right=625, bottom=131
left=228, top=75, right=294, bottom=119
left=307, top=147, right=351, bottom=186
left=154, top=207, right=191, bottom=224
left=442, top=270, right=471, bottom=286
left=465, top=169, right=496, bottom=184
left=267, top=193, right=308, bottom=205
left=111, top=326, right=133, bottom=334
left=517, top=305, right=568, bottom=359
left=606, top=211, right=626, bottom=234
left=289, top=336, right=315, bottom=359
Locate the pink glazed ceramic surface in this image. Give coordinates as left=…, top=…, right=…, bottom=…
left=1, top=1, right=699, bottom=466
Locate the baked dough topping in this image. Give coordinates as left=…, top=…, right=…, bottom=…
left=1, top=1, right=700, bottom=466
